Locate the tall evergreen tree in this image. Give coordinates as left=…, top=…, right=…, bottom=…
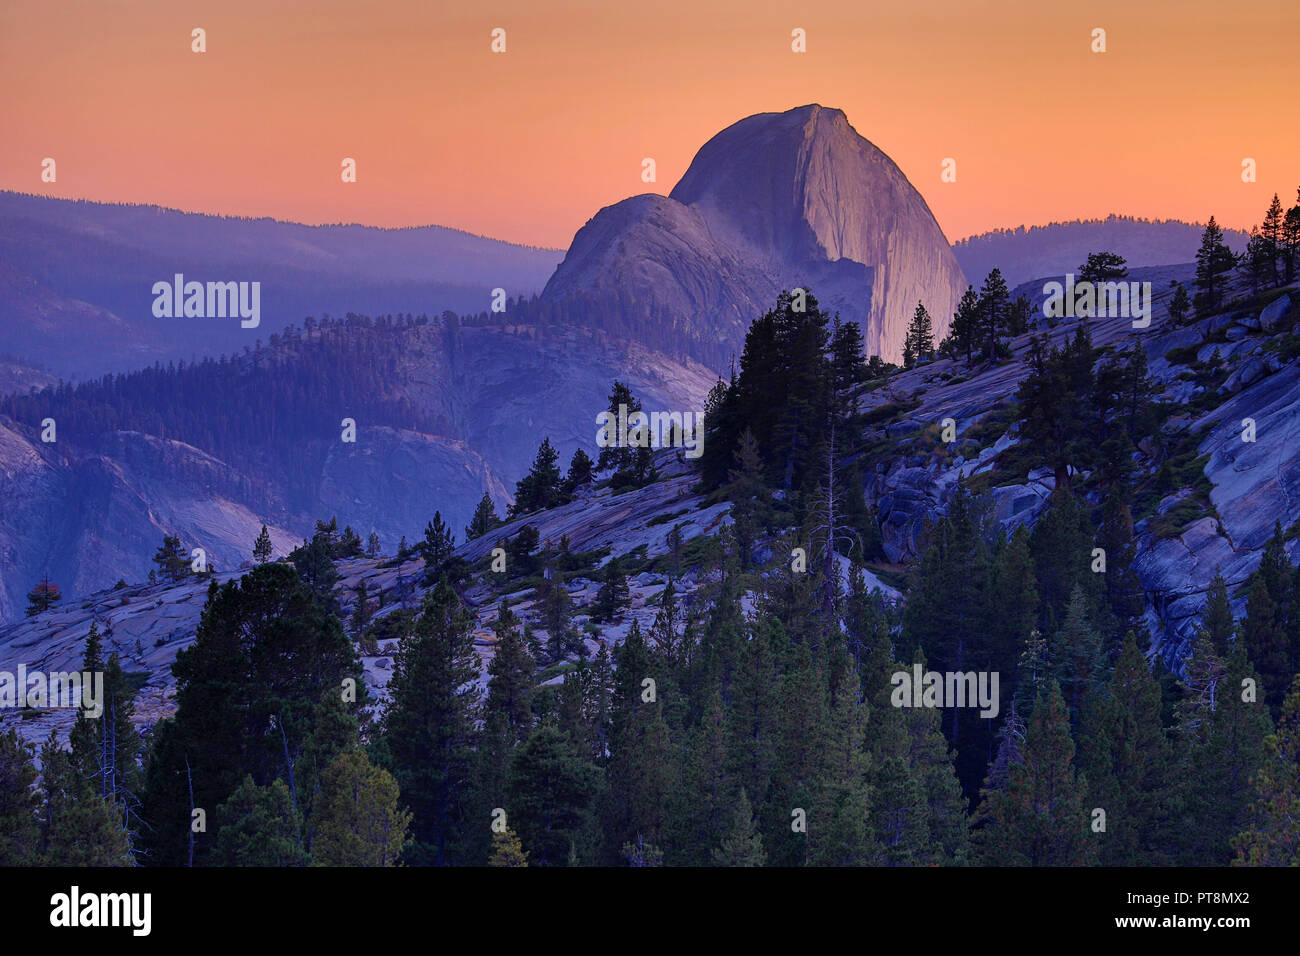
left=1016, top=328, right=1097, bottom=492
left=465, top=493, right=501, bottom=541
left=1193, top=216, right=1237, bottom=316
left=1047, top=585, right=1107, bottom=720
left=377, top=576, right=481, bottom=865
left=1203, top=569, right=1236, bottom=655
left=564, top=448, right=595, bottom=491
left=0, top=729, right=40, bottom=865
left=1168, top=282, right=1191, bottom=325
left=152, top=534, right=191, bottom=582
left=212, top=776, right=307, bottom=866
left=977, top=268, right=1010, bottom=359
left=596, top=381, right=642, bottom=476
left=902, top=302, right=936, bottom=368
left=1075, top=634, right=1177, bottom=865
left=253, top=525, right=273, bottom=564
left=1261, top=193, right=1286, bottom=284
left=310, top=749, right=410, bottom=866
left=139, top=563, right=362, bottom=865
left=507, top=722, right=602, bottom=866
left=1233, top=674, right=1300, bottom=866
left=1176, top=637, right=1271, bottom=864
left=946, top=285, right=981, bottom=365
left=590, top=558, right=630, bottom=623
left=972, top=680, right=1096, bottom=866
left=712, top=787, right=766, bottom=867
left=511, top=438, right=564, bottom=516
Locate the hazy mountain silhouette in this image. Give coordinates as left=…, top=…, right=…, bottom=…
left=0, top=191, right=564, bottom=379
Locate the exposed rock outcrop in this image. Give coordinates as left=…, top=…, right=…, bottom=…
left=544, top=105, right=968, bottom=365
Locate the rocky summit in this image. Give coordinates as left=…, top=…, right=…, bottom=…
left=543, top=105, right=968, bottom=366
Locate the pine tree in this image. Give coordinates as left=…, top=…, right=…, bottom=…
left=367, top=531, right=381, bottom=557
left=1233, top=674, right=1300, bottom=865
left=986, top=526, right=1039, bottom=698
left=1029, top=488, right=1103, bottom=634
left=902, top=302, right=935, bottom=368
left=25, top=575, right=62, bottom=617
left=808, top=659, right=880, bottom=866
left=1168, top=282, right=1191, bottom=326
left=602, top=708, right=673, bottom=862
left=253, top=525, right=273, bottom=564
left=721, top=428, right=771, bottom=570
left=564, top=448, right=595, bottom=491
left=765, top=645, right=828, bottom=866
left=378, top=576, right=481, bottom=865
left=870, top=667, right=971, bottom=865
left=421, top=511, right=455, bottom=578
left=488, top=826, right=529, bottom=866
left=212, top=776, right=307, bottom=866
left=537, top=571, right=578, bottom=663
left=350, top=580, right=373, bottom=633
left=310, top=749, right=410, bottom=866
left=1261, top=193, right=1285, bottom=284
left=1203, top=569, right=1235, bottom=655
left=1176, top=639, right=1271, bottom=864
left=901, top=481, right=996, bottom=794
left=38, top=738, right=133, bottom=866
left=1047, top=585, right=1107, bottom=720
left=1076, top=634, right=1177, bottom=865
left=138, top=562, right=362, bottom=865
left=152, top=534, right=191, bottom=581
left=1282, top=195, right=1300, bottom=283
left=1193, top=216, right=1237, bottom=316
left=507, top=723, right=601, bottom=866
left=712, top=788, right=766, bottom=867
left=1242, top=226, right=1275, bottom=295
left=1006, top=294, right=1034, bottom=336
left=511, top=438, right=563, bottom=516
left=1240, top=577, right=1289, bottom=720
left=665, top=689, right=735, bottom=865
left=596, top=381, right=642, bottom=475
left=0, top=729, right=40, bottom=865
left=590, top=558, right=630, bottom=623
left=972, top=680, right=1096, bottom=866
left=1096, top=492, right=1144, bottom=640
left=977, top=268, right=1011, bottom=359
left=338, top=525, right=363, bottom=559
left=484, top=603, right=536, bottom=744
left=947, top=285, right=981, bottom=365
left=289, top=532, right=339, bottom=614
left=1078, top=251, right=1129, bottom=284
left=829, top=316, right=868, bottom=414
left=69, top=627, right=140, bottom=810
left=465, top=493, right=501, bottom=541
left=1016, top=328, right=1097, bottom=493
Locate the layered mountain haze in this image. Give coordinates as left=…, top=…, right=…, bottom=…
left=953, top=216, right=1252, bottom=290
left=0, top=190, right=565, bottom=378
left=543, top=105, right=969, bottom=365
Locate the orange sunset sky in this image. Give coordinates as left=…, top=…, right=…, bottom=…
left=2, top=0, right=1297, bottom=250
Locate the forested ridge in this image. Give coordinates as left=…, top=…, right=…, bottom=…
left=6, top=202, right=1300, bottom=868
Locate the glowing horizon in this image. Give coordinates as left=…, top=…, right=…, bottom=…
left=3, top=0, right=1297, bottom=250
